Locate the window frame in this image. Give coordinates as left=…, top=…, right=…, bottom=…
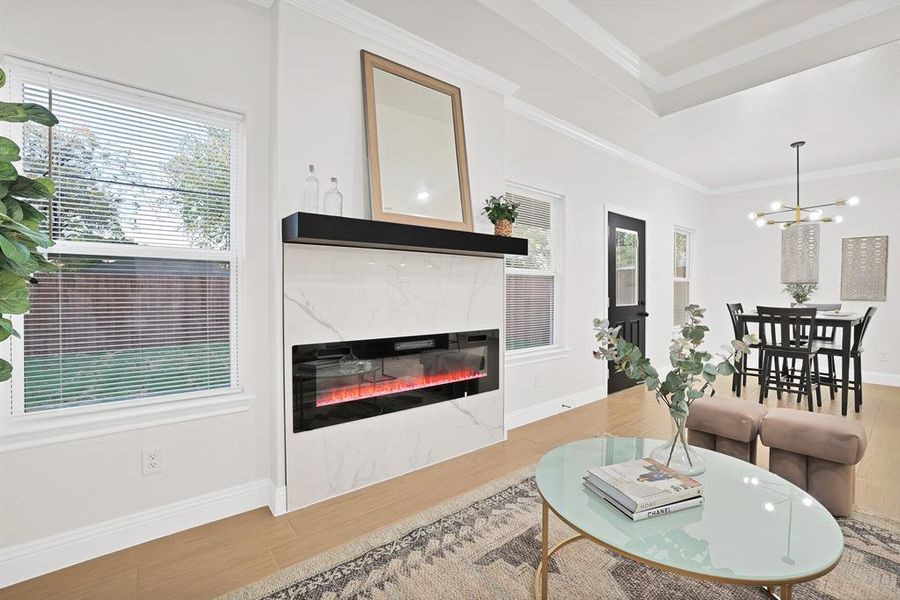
left=0, top=58, right=249, bottom=446
left=504, top=182, right=566, bottom=363
left=673, top=227, right=692, bottom=326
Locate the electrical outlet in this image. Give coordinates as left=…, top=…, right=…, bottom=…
left=534, top=373, right=542, bottom=388
left=880, top=352, right=889, bottom=362
left=142, top=446, right=165, bottom=476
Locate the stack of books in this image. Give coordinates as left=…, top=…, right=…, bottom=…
left=583, top=458, right=703, bottom=521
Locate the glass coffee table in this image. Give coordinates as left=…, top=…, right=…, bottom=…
left=534, top=437, right=844, bottom=600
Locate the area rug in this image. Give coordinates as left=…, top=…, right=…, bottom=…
left=223, top=467, right=900, bottom=600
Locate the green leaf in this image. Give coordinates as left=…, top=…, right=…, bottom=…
left=0, top=317, right=18, bottom=342
left=0, top=161, right=17, bottom=182
left=0, top=68, right=6, bottom=90
left=0, top=270, right=30, bottom=314
left=717, top=362, right=735, bottom=376
left=644, top=376, right=659, bottom=390
left=0, top=358, right=11, bottom=383
left=9, top=176, right=55, bottom=199
left=0, top=102, right=28, bottom=123
left=21, top=104, right=58, bottom=127
left=4, top=198, right=23, bottom=222
left=0, top=137, right=20, bottom=162
left=686, top=388, right=704, bottom=399
left=0, top=234, right=30, bottom=264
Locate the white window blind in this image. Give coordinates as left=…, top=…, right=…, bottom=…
left=505, top=191, right=559, bottom=352
left=674, top=229, right=690, bottom=326
left=8, top=64, right=240, bottom=413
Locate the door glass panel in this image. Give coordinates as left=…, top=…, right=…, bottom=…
left=615, top=228, right=639, bottom=306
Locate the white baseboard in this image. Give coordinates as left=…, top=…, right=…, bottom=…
left=505, top=385, right=606, bottom=430
left=862, top=371, right=900, bottom=387
left=0, top=479, right=270, bottom=588
left=268, top=482, right=288, bottom=516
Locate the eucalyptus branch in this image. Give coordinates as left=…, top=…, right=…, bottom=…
left=593, top=305, right=757, bottom=418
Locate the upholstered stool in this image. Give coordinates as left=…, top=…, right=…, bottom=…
left=760, top=409, right=868, bottom=517
left=686, top=397, right=768, bottom=463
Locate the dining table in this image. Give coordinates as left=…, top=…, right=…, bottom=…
left=735, top=309, right=862, bottom=416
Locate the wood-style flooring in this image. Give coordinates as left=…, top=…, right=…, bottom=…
left=3, top=378, right=898, bottom=599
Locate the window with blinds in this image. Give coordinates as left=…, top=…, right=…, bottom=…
left=8, top=64, right=240, bottom=413
left=674, top=229, right=690, bottom=326
left=505, top=190, right=559, bottom=353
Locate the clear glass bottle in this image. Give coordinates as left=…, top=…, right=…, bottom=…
left=303, top=165, right=319, bottom=213
left=322, top=177, right=343, bottom=216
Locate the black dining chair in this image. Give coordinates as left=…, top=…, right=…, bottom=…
left=726, top=303, right=761, bottom=397
left=794, top=303, right=842, bottom=399
left=757, top=306, right=822, bottom=411
left=816, top=306, right=877, bottom=414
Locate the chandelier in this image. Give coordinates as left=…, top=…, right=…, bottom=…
left=748, top=141, right=859, bottom=228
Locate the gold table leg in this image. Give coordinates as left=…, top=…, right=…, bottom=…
left=533, top=500, right=586, bottom=600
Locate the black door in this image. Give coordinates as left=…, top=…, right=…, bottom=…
left=607, top=212, right=647, bottom=394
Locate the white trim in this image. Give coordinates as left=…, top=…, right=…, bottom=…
left=283, top=0, right=520, bottom=97
left=708, top=157, right=900, bottom=195
left=246, top=0, right=274, bottom=8
left=505, top=97, right=710, bottom=194
left=659, top=0, right=899, bottom=92
left=0, top=392, right=253, bottom=453
left=505, top=385, right=605, bottom=430
left=268, top=482, right=288, bottom=516
left=862, top=371, right=900, bottom=387
left=1, top=56, right=243, bottom=127
left=530, top=0, right=664, bottom=90
left=0, top=478, right=270, bottom=587
left=505, top=346, right=570, bottom=367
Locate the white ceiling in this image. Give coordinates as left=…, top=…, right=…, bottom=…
left=342, top=0, right=900, bottom=190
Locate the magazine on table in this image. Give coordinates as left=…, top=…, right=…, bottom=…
left=585, top=458, right=702, bottom=513
left=582, top=478, right=704, bottom=521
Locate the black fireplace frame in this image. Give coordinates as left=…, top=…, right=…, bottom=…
left=291, top=329, right=499, bottom=433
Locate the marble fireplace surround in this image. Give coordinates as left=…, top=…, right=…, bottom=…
left=282, top=243, right=505, bottom=511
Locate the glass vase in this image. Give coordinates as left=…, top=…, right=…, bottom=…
left=649, top=411, right=707, bottom=476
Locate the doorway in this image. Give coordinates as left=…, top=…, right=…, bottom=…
left=607, top=212, right=647, bottom=394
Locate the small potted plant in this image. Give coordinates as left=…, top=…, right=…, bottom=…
left=784, top=283, right=817, bottom=307
left=482, top=195, right=519, bottom=237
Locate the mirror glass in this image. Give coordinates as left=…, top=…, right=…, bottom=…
left=372, top=68, right=463, bottom=222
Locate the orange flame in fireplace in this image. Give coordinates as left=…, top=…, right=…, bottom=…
left=317, top=370, right=487, bottom=407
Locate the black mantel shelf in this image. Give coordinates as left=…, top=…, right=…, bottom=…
left=282, top=212, right=528, bottom=258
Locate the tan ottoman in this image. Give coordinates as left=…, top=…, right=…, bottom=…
left=759, top=409, right=868, bottom=517
left=686, top=397, right=768, bottom=463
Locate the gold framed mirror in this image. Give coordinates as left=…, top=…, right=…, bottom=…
left=361, top=51, right=473, bottom=232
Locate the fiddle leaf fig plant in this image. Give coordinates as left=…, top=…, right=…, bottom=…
left=0, top=67, right=58, bottom=382
left=593, top=305, right=758, bottom=423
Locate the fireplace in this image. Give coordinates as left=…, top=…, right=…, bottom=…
left=292, top=329, right=499, bottom=432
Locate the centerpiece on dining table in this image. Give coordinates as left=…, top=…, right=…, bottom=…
left=593, top=305, right=757, bottom=476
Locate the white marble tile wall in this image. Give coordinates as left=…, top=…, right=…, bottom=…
left=283, top=244, right=505, bottom=510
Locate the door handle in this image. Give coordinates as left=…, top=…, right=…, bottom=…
left=637, top=312, right=649, bottom=317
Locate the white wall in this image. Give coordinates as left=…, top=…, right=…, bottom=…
left=0, top=0, right=274, bottom=574
left=503, top=113, right=710, bottom=418
left=705, top=168, right=900, bottom=383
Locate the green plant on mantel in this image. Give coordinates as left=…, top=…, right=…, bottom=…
left=0, top=67, right=58, bottom=381
left=481, top=195, right=519, bottom=224
left=593, top=305, right=757, bottom=473
left=784, top=283, right=817, bottom=305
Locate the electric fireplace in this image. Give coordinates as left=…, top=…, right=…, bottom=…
left=292, top=329, right=499, bottom=432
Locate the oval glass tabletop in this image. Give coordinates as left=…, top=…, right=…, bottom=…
left=535, top=437, right=844, bottom=585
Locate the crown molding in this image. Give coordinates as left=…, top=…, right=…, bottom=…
left=505, top=96, right=710, bottom=194
left=530, top=0, right=664, bottom=91
left=659, top=0, right=899, bottom=92
left=708, top=157, right=900, bottom=195
left=283, top=0, right=520, bottom=97
left=245, top=0, right=274, bottom=9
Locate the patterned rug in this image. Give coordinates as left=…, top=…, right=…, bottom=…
left=223, top=467, right=900, bottom=600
